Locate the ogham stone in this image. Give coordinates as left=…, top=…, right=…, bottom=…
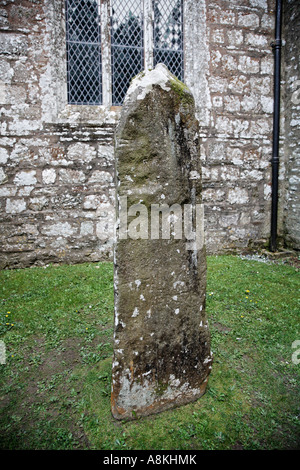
left=111, top=64, right=212, bottom=420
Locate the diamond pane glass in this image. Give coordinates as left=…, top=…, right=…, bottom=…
left=65, top=0, right=102, bottom=105
left=153, top=0, right=184, bottom=81
left=111, top=0, right=144, bottom=105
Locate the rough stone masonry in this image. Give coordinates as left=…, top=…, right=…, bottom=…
left=111, top=64, right=212, bottom=420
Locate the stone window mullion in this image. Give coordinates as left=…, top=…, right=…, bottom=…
left=144, top=0, right=154, bottom=71
left=101, top=0, right=112, bottom=106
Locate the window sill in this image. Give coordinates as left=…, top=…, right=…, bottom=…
left=55, top=104, right=122, bottom=126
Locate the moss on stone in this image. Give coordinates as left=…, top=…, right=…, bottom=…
left=155, top=381, right=169, bottom=397
left=169, top=77, right=194, bottom=106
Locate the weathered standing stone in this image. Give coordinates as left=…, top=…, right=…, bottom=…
left=111, top=64, right=212, bottom=420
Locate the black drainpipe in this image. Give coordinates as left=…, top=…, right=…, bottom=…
left=270, top=0, right=283, bottom=252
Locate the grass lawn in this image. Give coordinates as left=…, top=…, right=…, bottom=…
left=0, top=255, right=299, bottom=450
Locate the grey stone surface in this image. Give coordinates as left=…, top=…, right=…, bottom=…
left=111, top=64, right=212, bottom=420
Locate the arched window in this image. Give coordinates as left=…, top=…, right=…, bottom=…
left=65, top=0, right=184, bottom=106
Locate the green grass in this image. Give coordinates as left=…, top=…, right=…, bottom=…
left=0, top=255, right=299, bottom=450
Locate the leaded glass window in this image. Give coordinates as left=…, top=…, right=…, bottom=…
left=111, top=0, right=144, bottom=106
left=64, top=0, right=184, bottom=106
left=65, top=0, right=102, bottom=105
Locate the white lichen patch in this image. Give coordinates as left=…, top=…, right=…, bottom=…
left=189, top=170, right=200, bottom=180
left=116, top=375, right=155, bottom=409
left=173, top=280, right=185, bottom=289
left=203, top=356, right=213, bottom=365
left=116, top=370, right=203, bottom=414
left=160, top=375, right=201, bottom=401
left=132, top=307, right=139, bottom=318
left=125, top=64, right=171, bottom=103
